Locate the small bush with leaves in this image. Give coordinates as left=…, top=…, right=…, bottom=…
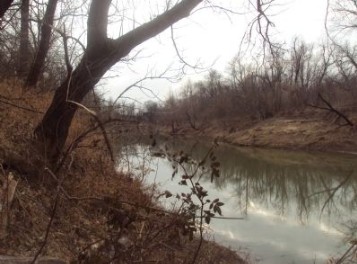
left=153, top=142, right=224, bottom=263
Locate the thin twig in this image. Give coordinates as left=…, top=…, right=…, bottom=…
left=31, top=168, right=63, bottom=264
left=308, top=93, right=354, bottom=126
left=0, top=98, right=43, bottom=113
left=336, top=242, right=357, bottom=264
left=57, top=117, right=134, bottom=172
left=319, top=172, right=352, bottom=219
left=67, top=100, right=115, bottom=162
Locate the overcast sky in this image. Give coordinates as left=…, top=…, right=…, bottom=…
left=99, top=0, right=328, bottom=107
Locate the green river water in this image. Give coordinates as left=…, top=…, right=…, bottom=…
left=118, top=138, right=357, bottom=264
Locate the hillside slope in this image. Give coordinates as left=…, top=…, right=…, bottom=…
left=0, top=80, right=244, bottom=263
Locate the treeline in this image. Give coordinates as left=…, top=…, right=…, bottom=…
left=0, top=0, right=72, bottom=89
left=1, top=0, right=357, bottom=155
left=146, top=38, right=357, bottom=128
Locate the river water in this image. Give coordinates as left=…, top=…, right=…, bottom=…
left=118, top=138, right=357, bottom=264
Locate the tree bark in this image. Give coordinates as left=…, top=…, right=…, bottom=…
left=26, top=0, right=58, bottom=87
left=18, top=0, right=31, bottom=79
left=34, top=51, right=112, bottom=161
left=35, top=0, right=203, bottom=161
left=0, top=0, right=14, bottom=19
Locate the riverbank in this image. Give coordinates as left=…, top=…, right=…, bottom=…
left=0, top=81, right=245, bottom=263
left=152, top=109, right=357, bottom=154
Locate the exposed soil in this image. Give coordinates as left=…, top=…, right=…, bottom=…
left=154, top=109, right=357, bottom=154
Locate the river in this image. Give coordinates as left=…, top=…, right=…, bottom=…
left=117, top=137, right=357, bottom=264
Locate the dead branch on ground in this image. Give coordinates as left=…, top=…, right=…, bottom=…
left=307, top=93, right=354, bottom=127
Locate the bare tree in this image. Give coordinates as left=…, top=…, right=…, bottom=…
left=17, top=0, right=31, bottom=78
left=35, top=0, right=205, bottom=161
left=326, top=1, right=357, bottom=73
left=26, top=0, right=58, bottom=87
left=328, top=0, right=357, bottom=34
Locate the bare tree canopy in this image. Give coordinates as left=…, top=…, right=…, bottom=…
left=35, top=0, right=205, bottom=161
left=0, top=0, right=277, bottom=162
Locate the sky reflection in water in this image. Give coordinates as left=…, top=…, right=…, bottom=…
left=118, top=139, right=357, bottom=264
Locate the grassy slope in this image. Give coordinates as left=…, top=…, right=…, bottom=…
left=0, top=80, right=244, bottom=263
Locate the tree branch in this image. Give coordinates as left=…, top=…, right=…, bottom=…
left=308, top=93, right=354, bottom=127
left=26, top=0, right=59, bottom=87
left=112, top=0, right=203, bottom=60
left=87, top=0, right=110, bottom=51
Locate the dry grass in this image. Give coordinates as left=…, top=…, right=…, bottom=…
left=155, top=108, right=357, bottom=154
left=0, top=80, right=244, bottom=263
left=225, top=111, right=357, bottom=153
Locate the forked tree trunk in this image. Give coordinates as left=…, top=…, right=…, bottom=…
left=34, top=52, right=112, bottom=161
left=35, top=0, right=203, bottom=162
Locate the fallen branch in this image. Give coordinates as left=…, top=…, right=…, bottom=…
left=307, top=93, right=354, bottom=127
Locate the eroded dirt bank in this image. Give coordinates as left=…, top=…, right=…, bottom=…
left=152, top=110, right=357, bottom=154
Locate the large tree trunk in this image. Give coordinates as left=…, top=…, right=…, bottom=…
left=34, top=51, right=112, bottom=161
left=26, top=0, right=58, bottom=87
left=0, top=0, right=14, bottom=19
left=35, top=0, right=203, bottom=162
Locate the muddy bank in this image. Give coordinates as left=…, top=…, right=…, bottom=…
left=152, top=112, right=357, bottom=154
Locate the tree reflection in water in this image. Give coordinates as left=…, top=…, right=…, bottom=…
left=156, top=139, right=357, bottom=236
left=118, top=137, right=357, bottom=263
